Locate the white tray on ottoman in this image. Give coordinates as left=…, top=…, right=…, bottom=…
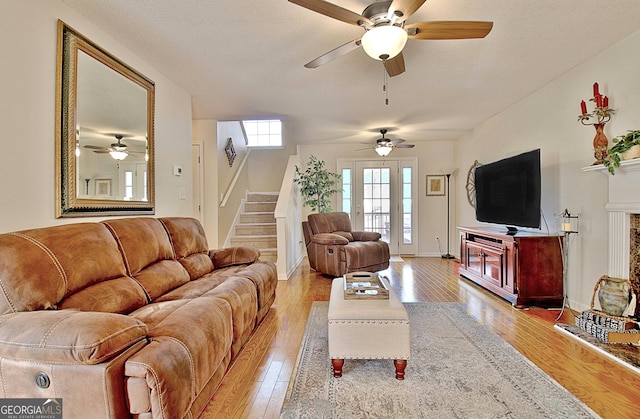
left=328, top=274, right=410, bottom=379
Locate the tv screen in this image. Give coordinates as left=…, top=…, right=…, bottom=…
left=474, top=149, right=541, bottom=230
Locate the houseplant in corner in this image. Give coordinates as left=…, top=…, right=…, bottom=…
left=294, top=155, right=342, bottom=213
left=603, top=129, right=640, bottom=174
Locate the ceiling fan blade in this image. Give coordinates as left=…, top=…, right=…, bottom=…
left=390, top=138, right=406, bottom=144
left=387, top=0, right=426, bottom=23
left=84, top=145, right=108, bottom=150
left=305, top=38, right=361, bottom=68
left=406, top=21, right=493, bottom=40
left=384, top=52, right=405, bottom=77
left=395, top=144, right=415, bottom=148
left=288, top=0, right=370, bottom=26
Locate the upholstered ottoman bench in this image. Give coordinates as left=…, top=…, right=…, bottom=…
left=328, top=275, right=410, bottom=379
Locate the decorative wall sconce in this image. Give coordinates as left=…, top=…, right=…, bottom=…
left=225, top=138, right=236, bottom=167
left=578, top=82, right=615, bottom=165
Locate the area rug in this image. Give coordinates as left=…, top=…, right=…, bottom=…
left=281, top=302, right=599, bottom=418
left=554, top=323, right=640, bottom=374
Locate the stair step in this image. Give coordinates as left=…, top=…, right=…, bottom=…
left=244, top=201, right=276, bottom=213
left=259, top=248, right=277, bottom=263
left=246, top=192, right=279, bottom=203
left=239, top=212, right=275, bottom=224
left=235, top=223, right=277, bottom=236
left=230, top=235, right=277, bottom=248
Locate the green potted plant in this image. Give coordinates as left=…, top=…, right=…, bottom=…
left=294, top=155, right=342, bottom=213
left=603, top=129, right=640, bottom=175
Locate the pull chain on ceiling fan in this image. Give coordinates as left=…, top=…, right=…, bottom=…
left=289, top=0, right=493, bottom=77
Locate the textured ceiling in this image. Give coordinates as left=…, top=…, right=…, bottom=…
left=63, top=0, right=640, bottom=145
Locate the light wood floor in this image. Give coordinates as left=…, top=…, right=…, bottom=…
left=202, top=257, right=640, bottom=419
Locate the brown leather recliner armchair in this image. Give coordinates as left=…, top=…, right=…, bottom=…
left=302, top=212, right=390, bottom=277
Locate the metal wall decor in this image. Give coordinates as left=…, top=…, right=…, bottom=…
left=225, top=138, right=236, bottom=167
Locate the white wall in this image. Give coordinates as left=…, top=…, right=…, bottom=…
left=297, top=141, right=455, bottom=256
left=0, top=0, right=193, bottom=233
left=192, top=119, right=219, bottom=247
left=455, top=28, right=640, bottom=311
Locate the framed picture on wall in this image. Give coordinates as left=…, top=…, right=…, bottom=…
left=426, top=175, right=445, bottom=196
left=95, top=179, right=112, bottom=196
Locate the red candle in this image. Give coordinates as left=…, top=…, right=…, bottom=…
left=580, top=100, right=587, bottom=114
left=596, top=94, right=603, bottom=108
left=603, top=96, right=609, bottom=107
left=593, top=82, right=599, bottom=97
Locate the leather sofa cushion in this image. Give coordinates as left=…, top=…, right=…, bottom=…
left=352, top=231, right=382, bottom=241
left=334, top=231, right=354, bottom=241
left=310, top=233, right=349, bottom=246
left=127, top=296, right=233, bottom=417
left=0, top=310, right=148, bottom=364
left=58, top=276, right=149, bottom=313
left=160, top=217, right=215, bottom=279
left=210, top=246, right=260, bottom=268
left=103, top=218, right=190, bottom=301
left=0, top=223, right=137, bottom=315
left=307, top=212, right=353, bottom=234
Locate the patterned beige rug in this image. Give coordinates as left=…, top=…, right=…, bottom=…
left=281, top=302, right=599, bottom=418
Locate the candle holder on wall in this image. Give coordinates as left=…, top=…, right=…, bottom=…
left=578, top=82, right=615, bottom=165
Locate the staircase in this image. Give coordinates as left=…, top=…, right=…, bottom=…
left=230, top=192, right=278, bottom=262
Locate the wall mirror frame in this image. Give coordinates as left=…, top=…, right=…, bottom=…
left=55, top=20, right=155, bottom=217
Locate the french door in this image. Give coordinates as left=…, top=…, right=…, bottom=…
left=338, top=158, right=417, bottom=255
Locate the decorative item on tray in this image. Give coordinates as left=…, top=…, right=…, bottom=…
left=343, top=272, right=389, bottom=300
left=577, top=82, right=615, bottom=165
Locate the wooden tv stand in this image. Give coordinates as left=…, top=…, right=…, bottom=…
left=458, top=226, right=563, bottom=309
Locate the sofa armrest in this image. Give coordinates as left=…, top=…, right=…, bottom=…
left=210, top=246, right=261, bottom=268
left=310, top=233, right=350, bottom=246
left=0, top=310, right=148, bottom=365
left=352, top=231, right=382, bottom=241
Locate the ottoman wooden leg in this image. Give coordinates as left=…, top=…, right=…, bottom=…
left=331, top=358, right=344, bottom=378
left=394, top=359, right=407, bottom=380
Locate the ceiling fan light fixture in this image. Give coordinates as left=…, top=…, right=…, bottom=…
left=375, top=145, right=393, bottom=156
left=361, top=25, right=408, bottom=61
left=109, top=150, right=128, bottom=160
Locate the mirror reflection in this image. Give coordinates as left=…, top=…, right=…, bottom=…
left=56, top=21, right=155, bottom=217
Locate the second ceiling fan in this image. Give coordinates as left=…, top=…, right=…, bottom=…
left=289, top=0, right=493, bottom=77
left=359, top=129, right=415, bottom=156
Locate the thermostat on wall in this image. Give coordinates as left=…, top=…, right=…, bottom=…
left=173, top=165, right=183, bottom=176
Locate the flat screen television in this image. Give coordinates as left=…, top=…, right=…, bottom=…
left=474, top=149, right=541, bottom=233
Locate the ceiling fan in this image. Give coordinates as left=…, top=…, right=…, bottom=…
left=359, top=129, right=415, bottom=156
left=84, top=134, right=144, bottom=160
left=289, top=0, right=493, bottom=77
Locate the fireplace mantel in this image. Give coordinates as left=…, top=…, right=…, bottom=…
left=583, top=159, right=640, bottom=282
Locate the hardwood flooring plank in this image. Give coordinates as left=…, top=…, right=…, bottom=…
left=201, top=257, right=640, bottom=419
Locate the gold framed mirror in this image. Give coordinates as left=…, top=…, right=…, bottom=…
left=55, top=20, right=155, bottom=217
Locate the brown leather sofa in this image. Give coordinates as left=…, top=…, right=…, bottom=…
left=0, top=217, right=277, bottom=418
left=302, top=212, right=390, bottom=277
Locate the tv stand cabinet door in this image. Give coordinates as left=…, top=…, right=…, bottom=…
left=465, top=242, right=504, bottom=290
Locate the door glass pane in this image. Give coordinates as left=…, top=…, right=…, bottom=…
left=363, top=168, right=390, bottom=242
left=402, top=167, right=412, bottom=244
left=341, top=168, right=351, bottom=213
left=124, top=171, right=133, bottom=200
